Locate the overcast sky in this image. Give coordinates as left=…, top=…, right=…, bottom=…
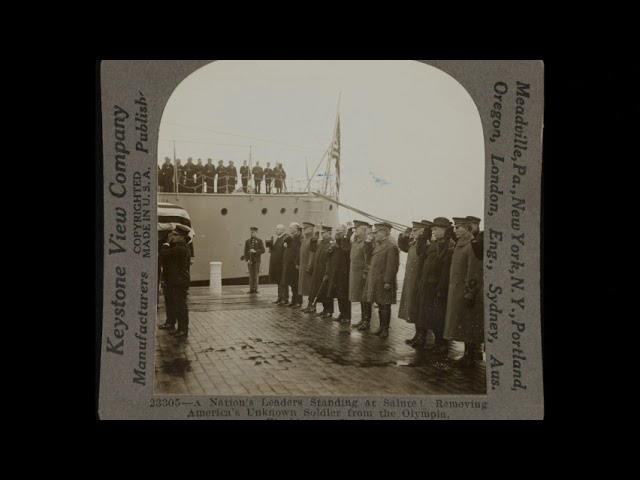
left=159, top=60, right=485, bottom=226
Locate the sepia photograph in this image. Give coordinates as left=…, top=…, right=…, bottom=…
left=154, top=61, right=486, bottom=398
left=99, top=60, right=543, bottom=419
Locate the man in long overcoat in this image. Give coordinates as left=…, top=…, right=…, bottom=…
left=414, top=217, right=454, bottom=350
left=348, top=220, right=373, bottom=330
left=298, top=222, right=316, bottom=311
left=398, top=221, right=428, bottom=338
left=444, top=217, right=484, bottom=367
left=158, top=224, right=192, bottom=337
left=282, top=222, right=302, bottom=307
left=267, top=224, right=288, bottom=304
left=363, top=223, right=400, bottom=338
left=308, top=226, right=334, bottom=317
left=326, top=224, right=352, bottom=323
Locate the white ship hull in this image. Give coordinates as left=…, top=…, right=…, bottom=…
left=158, top=192, right=340, bottom=284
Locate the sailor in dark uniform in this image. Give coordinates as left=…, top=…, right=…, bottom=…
left=176, top=159, right=185, bottom=192
left=227, top=160, right=238, bottom=193
left=244, top=227, right=265, bottom=293
left=158, top=224, right=192, bottom=337
left=184, top=158, right=196, bottom=192
left=216, top=160, right=226, bottom=193
left=203, top=158, right=216, bottom=193
left=240, top=160, right=251, bottom=193
left=161, top=157, right=175, bottom=193
left=264, top=162, right=274, bottom=194
left=274, top=163, right=286, bottom=193
left=195, top=159, right=204, bottom=193
left=252, top=161, right=264, bottom=193
left=158, top=164, right=163, bottom=189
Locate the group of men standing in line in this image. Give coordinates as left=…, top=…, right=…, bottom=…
left=158, top=157, right=288, bottom=194
left=245, top=216, right=484, bottom=367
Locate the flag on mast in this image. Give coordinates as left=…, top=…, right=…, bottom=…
left=330, top=116, right=340, bottom=196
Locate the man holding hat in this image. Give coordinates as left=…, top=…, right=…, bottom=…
left=348, top=220, right=373, bottom=330
left=363, top=222, right=400, bottom=338
left=158, top=224, right=192, bottom=337
left=244, top=227, right=265, bottom=293
left=298, top=222, right=316, bottom=311
left=308, top=225, right=335, bottom=317
left=444, top=217, right=484, bottom=366
left=398, top=220, right=431, bottom=344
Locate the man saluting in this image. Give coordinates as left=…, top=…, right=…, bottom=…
left=244, top=227, right=265, bottom=294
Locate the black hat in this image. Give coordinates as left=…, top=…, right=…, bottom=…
left=353, top=220, right=370, bottom=228
left=412, top=221, right=426, bottom=229
left=465, top=216, right=482, bottom=224
left=421, top=219, right=434, bottom=227
left=321, top=225, right=332, bottom=232
left=302, top=222, right=315, bottom=228
left=452, top=217, right=471, bottom=226
left=250, top=226, right=258, bottom=231
left=431, top=217, right=452, bottom=228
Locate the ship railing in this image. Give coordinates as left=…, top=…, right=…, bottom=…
left=158, top=173, right=327, bottom=195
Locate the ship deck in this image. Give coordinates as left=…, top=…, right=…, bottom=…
left=155, top=285, right=486, bottom=396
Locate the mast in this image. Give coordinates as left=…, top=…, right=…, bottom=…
left=249, top=145, right=253, bottom=198
left=173, top=139, right=178, bottom=200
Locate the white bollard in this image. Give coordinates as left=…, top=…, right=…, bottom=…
left=209, top=261, right=222, bottom=295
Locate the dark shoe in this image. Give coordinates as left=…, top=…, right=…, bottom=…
left=373, top=324, right=384, bottom=335
left=173, top=330, right=188, bottom=338
left=412, top=333, right=426, bottom=348
left=453, top=356, right=473, bottom=368
left=272, top=299, right=281, bottom=304
left=405, top=330, right=419, bottom=345
left=254, top=290, right=260, bottom=294
left=158, top=323, right=175, bottom=330
left=339, top=318, right=351, bottom=324
left=286, top=302, right=296, bottom=307
left=352, top=319, right=365, bottom=328
left=357, top=321, right=371, bottom=331
left=379, top=327, right=389, bottom=338
left=247, top=290, right=253, bottom=294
